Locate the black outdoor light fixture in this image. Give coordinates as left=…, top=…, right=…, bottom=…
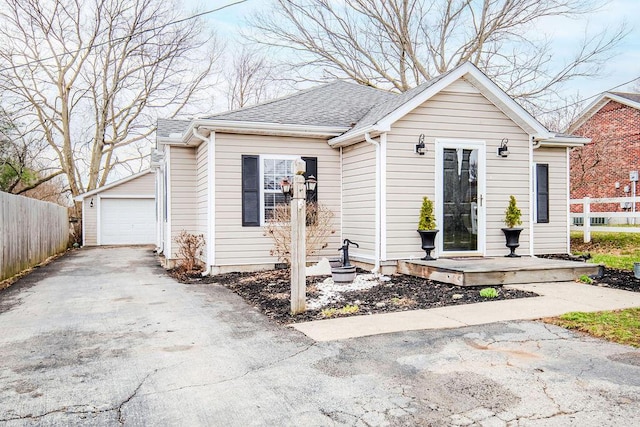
left=305, top=175, right=317, bottom=193
left=280, top=175, right=317, bottom=196
left=280, top=177, right=291, bottom=195
left=415, top=134, right=426, bottom=155
left=90, top=198, right=94, bottom=208
left=497, top=138, right=510, bottom=157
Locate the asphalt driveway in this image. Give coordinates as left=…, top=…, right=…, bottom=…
left=1, top=247, right=639, bottom=426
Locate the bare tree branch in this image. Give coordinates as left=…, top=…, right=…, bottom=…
left=248, top=0, right=627, bottom=106
left=0, top=0, right=221, bottom=199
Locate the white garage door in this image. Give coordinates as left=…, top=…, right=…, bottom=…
left=100, top=198, right=155, bottom=245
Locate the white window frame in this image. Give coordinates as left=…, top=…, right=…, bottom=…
left=259, top=154, right=299, bottom=226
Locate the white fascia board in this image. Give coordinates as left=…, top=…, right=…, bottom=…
left=74, top=169, right=153, bottom=201
left=533, top=135, right=591, bottom=148
left=567, top=93, right=640, bottom=133
left=160, top=119, right=350, bottom=146
left=330, top=62, right=552, bottom=147
left=328, top=125, right=389, bottom=147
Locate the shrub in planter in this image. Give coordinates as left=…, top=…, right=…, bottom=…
left=502, top=195, right=523, bottom=257
left=417, top=196, right=439, bottom=260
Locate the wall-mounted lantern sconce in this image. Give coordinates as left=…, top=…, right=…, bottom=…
left=497, top=138, right=510, bottom=157
left=415, top=134, right=426, bottom=155
left=90, top=198, right=94, bottom=208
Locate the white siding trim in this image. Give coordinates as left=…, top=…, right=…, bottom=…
left=340, top=146, right=344, bottom=243
left=529, top=137, right=535, bottom=256
left=208, top=133, right=216, bottom=266
left=435, top=138, right=487, bottom=256
left=99, top=194, right=154, bottom=199
left=96, top=195, right=101, bottom=246
left=166, top=146, right=172, bottom=258
left=81, top=199, right=86, bottom=246
left=380, top=132, right=388, bottom=261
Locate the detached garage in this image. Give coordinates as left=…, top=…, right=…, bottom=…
left=75, top=170, right=155, bottom=246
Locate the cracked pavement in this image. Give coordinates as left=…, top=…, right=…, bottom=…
left=1, top=247, right=640, bottom=426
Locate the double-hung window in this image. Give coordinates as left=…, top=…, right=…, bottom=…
left=261, top=156, right=296, bottom=223
left=242, top=154, right=318, bottom=227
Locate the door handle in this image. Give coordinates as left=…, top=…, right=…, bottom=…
left=479, top=195, right=483, bottom=207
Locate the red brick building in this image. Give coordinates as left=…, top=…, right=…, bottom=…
left=568, top=92, right=640, bottom=216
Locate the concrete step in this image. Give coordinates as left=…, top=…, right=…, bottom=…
left=397, top=257, right=602, bottom=287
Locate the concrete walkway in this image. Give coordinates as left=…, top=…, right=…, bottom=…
left=293, top=281, right=640, bottom=341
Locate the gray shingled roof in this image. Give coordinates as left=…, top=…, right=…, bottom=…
left=610, top=92, right=640, bottom=105
left=158, top=66, right=471, bottom=139
left=157, top=118, right=190, bottom=138
left=205, top=80, right=396, bottom=128
left=348, top=70, right=455, bottom=133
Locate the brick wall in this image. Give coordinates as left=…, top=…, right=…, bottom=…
left=570, top=100, right=640, bottom=213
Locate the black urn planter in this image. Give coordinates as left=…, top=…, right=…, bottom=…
left=501, top=227, right=523, bottom=257
left=417, top=229, right=439, bottom=260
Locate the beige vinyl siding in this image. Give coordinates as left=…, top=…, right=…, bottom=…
left=196, top=142, right=208, bottom=262
left=533, top=147, right=569, bottom=254
left=385, top=77, right=531, bottom=259
left=83, top=198, right=97, bottom=246
left=214, top=133, right=341, bottom=266
left=100, top=172, right=154, bottom=196
left=169, top=146, right=198, bottom=259
left=342, top=141, right=376, bottom=258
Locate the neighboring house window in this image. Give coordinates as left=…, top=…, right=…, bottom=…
left=536, top=163, right=549, bottom=223
left=241, top=154, right=318, bottom=227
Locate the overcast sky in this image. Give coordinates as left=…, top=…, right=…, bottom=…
left=191, top=0, right=640, bottom=107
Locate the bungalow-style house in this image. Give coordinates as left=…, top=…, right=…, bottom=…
left=154, top=62, right=588, bottom=274
left=567, top=92, right=640, bottom=217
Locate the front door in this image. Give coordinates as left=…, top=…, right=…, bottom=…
left=436, top=140, right=486, bottom=256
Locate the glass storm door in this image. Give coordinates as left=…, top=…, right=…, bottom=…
left=437, top=141, right=485, bottom=255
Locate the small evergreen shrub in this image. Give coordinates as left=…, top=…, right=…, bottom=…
left=418, top=196, right=437, bottom=230
left=504, top=195, right=522, bottom=228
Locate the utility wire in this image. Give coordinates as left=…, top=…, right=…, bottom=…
left=0, top=0, right=248, bottom=74
left=542, top=74, right=640, bottom=114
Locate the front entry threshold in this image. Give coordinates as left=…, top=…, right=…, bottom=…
left=397, top=257, right=602, bottom=286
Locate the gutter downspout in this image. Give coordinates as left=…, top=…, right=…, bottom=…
left=192, top=127, right=215, bottom=276
left=364, top=132, right=381, bottom=272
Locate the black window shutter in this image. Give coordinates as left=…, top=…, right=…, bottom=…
left=242, top=155, right=260, bottom=226
left=536, top=164, right=549, bottom=223
left=301, top=156, right=318, bottom=203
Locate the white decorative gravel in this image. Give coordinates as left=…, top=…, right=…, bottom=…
left=307, top=273, right=388, bottom=310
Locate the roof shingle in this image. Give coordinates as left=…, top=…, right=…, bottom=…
left=205, top=80, right=396, bottom=128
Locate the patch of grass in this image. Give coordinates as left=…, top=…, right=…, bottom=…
left=546, top=309, right=640, bottom=347
left=479, top=287, right=499, bottom=298
left=571, top=231, right=640, bottom=270
left=321, top=304, right=360, bottom=318
left=578, top=275, right=593, bottom=284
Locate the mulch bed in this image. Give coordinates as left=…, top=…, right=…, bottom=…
left=537, top=254, right=640, bottom=293
left=171, top=268, right=538, bottom=324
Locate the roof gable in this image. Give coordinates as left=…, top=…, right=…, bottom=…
left=330, top=62, right=550, bottom=146
left=74, top=169, right=154, bottom=201
left=567, top=92, right=640, bottom=133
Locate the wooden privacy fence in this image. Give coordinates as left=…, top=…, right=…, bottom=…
left=570, top=196, right=640, bottom=243
left=0, top=192, right=69, bottom=282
